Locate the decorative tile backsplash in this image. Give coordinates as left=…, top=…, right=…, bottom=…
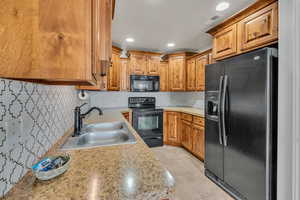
left=0, top=79, right=79, bottom=197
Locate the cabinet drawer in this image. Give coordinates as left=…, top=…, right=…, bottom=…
left=181, top=113, right=193, bottom=122
left=193, top=116, right=205, bottom=126
left=238, top=2, right=278, bottom=52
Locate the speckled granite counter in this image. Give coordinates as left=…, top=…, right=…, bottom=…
left=115, top=106, right=204, bottom=118
left=3, top=109, right=175, bottom=200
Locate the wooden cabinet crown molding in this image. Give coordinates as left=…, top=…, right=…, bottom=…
left=207, top=0, right=277, bottom=35
left=208, top=0, right=278, bottom=60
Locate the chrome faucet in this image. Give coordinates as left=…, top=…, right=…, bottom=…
left=73, top=103, right=103, bottom=137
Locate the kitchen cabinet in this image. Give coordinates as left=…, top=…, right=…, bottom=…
left=186, top=59, right=196, bottom=91
left=186, top=49, right=211, bottom=91
left=129, top=51, right=161, bottom=76
left=164, top=112, right=181, bottom=146
left=192, top=124, right=205, bottom=160
left=129, top=51, right=148, bottom=75
left=108, top=48, right=121, bottom=90
left=195, top=55, right=208, bottom=91
left=122, top=112, right=130, bottom=122
left=120, top=58, right=130, bottom=91
left=159, top=61, right=169, bottom=91
left=164, top=111, right=205, bottom=160
left=213, top=24, right=238, bottom=60
left=0, top=0, right=114, bottom=85
left=208, top=0, right=278, bottom=60
left=77, top=46, right=121, bottom=91
left=181, top=114, right=193, bottom=151
left=147, top=55, right=161, bottom=75
left=238, top=2, right=278, bottom=52
left=168, top=53, right=190, bottom=91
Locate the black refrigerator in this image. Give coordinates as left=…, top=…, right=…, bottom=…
left=204, top=48, right=278, bottom=200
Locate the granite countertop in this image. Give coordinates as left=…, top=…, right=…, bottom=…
left=108, top=106, right=205, bottom=118
left=3, top=109, right=175, bottom=200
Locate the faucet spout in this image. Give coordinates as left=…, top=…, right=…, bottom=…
left=73, top=106, right=103, bottom=137
left=81, top=107, right=103, bottom=117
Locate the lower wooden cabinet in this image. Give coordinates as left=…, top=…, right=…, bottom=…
left=164, top=112, right=181, bottom=146
left=192, top=124, right=205, bottom=160
left=164, top=111, right=205, bottom=160
left=181, top=119, right=193, bottom=151
left=122, top=112, right=130, bottom=122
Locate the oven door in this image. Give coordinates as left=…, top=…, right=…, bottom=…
left=132, top=109, right=163, bottom=138
left=130, top=75, right=159, bottom=92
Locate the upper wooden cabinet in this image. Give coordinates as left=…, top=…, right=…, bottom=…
left=0, top=0, right=114, bottom=85
left=120, top=58, right=130, bottom=91
left=168, top=53, right=195, bottom=91
left=164, top=111, right=181, bottom=146
left=195, top=55, right=208, bottom=91
left=159, top=61, right=169, bottom=92
left=77, top=46, right=121, bottom=91
left=128, top=51, right=161, bottom=76
left=147, top=55, right=161, bottom=75
left=213, top=24, right=238, bottom=60
left=108, top=48, right=121, bottom=90
left=186, top=49, right=211, bottom=91
left=238, top=2, right=278, bottom=52
left=129, top=51, right=148, bottom=75
left=186, top=59, right=196, bottom=91
left=208, top=0, right=278, bottom=60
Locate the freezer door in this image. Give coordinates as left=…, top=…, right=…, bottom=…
left=205, top=63, right=225, bottom=91
left=223, top=48, right=275, bottom=200
left=205, top=62, right=225, bottom=179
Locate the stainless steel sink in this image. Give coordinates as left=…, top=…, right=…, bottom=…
left=84, top=121, right=124, bottom=132
left=60, top=121, right=136, bottom=150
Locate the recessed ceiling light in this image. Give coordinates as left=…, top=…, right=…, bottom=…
left=216, top=2, right=230, bottom=11
left=167, top=43, right=175, bottom=47
left=126, top=38, right=134, bottom=42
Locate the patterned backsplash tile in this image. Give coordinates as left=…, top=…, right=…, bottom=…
left=0, top=79, right=79, bottom=197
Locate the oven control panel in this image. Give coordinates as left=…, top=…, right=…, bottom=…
left=128, top=97, right=156, bottom=108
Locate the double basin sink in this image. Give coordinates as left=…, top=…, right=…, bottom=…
left=60, top=121, right=136, bottom=150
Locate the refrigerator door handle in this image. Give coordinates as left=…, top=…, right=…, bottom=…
left=218, top=76, right=224, bottom=145
left=222, top=75, right=228, bottom=146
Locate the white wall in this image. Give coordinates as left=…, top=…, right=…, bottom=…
left=89, top=91, right=205, bottom=109
left=278, top=0, right=300, bottom=199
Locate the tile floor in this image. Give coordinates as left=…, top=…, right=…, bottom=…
left=152, top=145, right=234, bottom=200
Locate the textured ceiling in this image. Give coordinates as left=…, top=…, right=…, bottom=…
left=112, top=0, right=256, bottom=53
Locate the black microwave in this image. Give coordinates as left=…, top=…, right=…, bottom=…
left=130, top=75, right=160, bottom=92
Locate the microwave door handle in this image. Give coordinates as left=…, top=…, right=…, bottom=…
left=222, top=75, right=228, bottom=147
left=218, top=76, right=224, bottom=145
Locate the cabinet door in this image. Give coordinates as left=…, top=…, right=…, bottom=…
left=159, top=62, right=169, bottom=91
left=147, top=55, right=160, bottom=75
left=164, top=112, right=181, bottom=145
left=193, top=124, right=205, bottom=160
left=99, top=0, right=112, bottom=75
left=238, top=2, right=278, bottom=52
left=195, top=55, right=208, bottom=91
left=169, top=56, right=186, bottom=91
left=186, top=59, right=196, bottom=91
left=108, top=51, right=120, bottom=90
left=213, top=24, right=237, bottom=60
left=181, top=119, right=193, bottom=151
left=130, top=54, right=147, bottom=75
left=120, top=58, right=129, bottom=91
